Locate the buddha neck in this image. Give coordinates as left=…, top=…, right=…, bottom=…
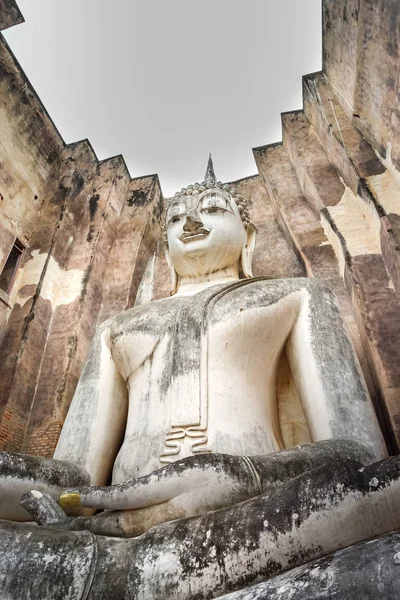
left=174, top=265, right=240, bottom=297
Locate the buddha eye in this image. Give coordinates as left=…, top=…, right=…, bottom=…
left=202, top=206, right=220, bottom=214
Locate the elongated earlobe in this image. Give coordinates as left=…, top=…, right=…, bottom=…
left=165, top=248, right=179, bottom=296
left=241, top=223, right=257, bottom=278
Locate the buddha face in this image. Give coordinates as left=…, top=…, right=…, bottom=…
left=166, top=190, right=247, bottom=278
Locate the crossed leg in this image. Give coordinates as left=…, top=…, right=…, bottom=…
left=22, top=439, right=370, bottom=537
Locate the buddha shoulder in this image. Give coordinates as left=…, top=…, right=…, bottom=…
left=106, top=296, right=182, bottom=342
left=207, top=277, right=332, bottom=323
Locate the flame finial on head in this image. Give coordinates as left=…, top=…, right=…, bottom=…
left=204, top=153, right=217, bottom=186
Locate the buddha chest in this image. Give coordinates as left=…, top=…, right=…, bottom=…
left=109, top=280, right=304, bottom=480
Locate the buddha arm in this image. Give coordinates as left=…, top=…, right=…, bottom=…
left=285, top=280, right=387, bottom=463
left=54, top=322, right=128, bottom=486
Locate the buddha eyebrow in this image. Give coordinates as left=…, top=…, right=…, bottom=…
left=167, top=203, right=186, bottom=216
left=200, top=195, right=234, bottom=214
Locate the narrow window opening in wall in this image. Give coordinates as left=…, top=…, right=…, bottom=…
left=0, top=239, right=25, bottom=294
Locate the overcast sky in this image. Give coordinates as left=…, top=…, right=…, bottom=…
left=5, top=0, right=321, bottom=196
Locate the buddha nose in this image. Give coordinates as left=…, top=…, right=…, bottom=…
left=183, top=215, right=203, bottom=232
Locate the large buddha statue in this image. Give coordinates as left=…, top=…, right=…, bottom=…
left=52, top=157, right=386, bottom=486
left=1, top=159, right=400, bottom=599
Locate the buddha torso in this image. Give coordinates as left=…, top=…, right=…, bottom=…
left=109, top=279, right=306, bottom=483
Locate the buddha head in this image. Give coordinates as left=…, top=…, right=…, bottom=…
left=165, top=156, right=256, bottom=295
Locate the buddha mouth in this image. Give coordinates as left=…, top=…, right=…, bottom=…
left=180, top=229, right=210, bottom=243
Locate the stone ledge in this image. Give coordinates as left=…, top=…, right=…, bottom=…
left=0, top=1, right=24, bottom=31
left=0, top=288, right=11, bottom=308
